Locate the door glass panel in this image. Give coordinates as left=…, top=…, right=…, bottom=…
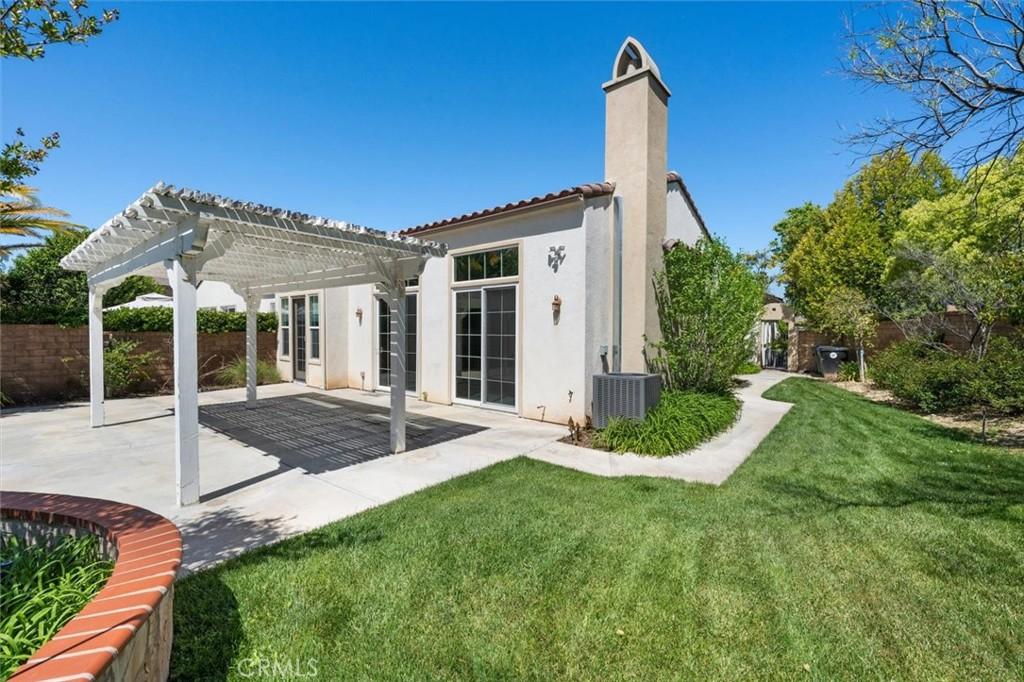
left=405, top=294, right=417, bottom=390
left=293, top=298, right=306, bottom=380
left=455, top=290, right=481, bottom=400
left=378, top=298, right=390, bottom=387
left=484, top=287, right=516, bottom=406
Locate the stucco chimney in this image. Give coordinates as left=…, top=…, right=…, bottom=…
left=603, top=37, right=670, bottom=373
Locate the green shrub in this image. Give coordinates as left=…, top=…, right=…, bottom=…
left=735, top=361, right=761, bottom=375
left=103, top=306, right=277, bottom=333
left=649, top=239, right=765, bottom=393
left=870, top=342, right=977, bottom=413
left=970, top=336, right=1024, bottom=416
left=0, top=534, right=113, bottom=679
left=105, top=339, right=159, bottom=397
left=594, top=390, right=740, bottom=457
left=837, top=361, right=860, bottom=382
left=215, top=357, right=282, bottom=387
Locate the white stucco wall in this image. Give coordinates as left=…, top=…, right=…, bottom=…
left=582, top=196, right=614, bottom=418
left=666, top=184, right=706, bottom=245
left=323, top=286, right=348, bottom=389
left=195, top=281, right=276, bottom=312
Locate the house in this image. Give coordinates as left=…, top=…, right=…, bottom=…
left=272, top=37, right=708, bottom=424
left=105, top=282, right=277, bottom=313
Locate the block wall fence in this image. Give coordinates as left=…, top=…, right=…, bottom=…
left=787, top=314, right=1018, bottom=373
left=1, top=324, right=276, bottom=404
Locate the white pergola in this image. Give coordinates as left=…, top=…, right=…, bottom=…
left=61, top=182, right=446, bottom=506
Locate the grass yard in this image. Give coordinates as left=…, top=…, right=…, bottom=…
left=172, top=379, right=1024, bottom=680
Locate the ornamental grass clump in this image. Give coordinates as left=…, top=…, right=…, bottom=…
left=0, top=534, right=113, bottom=678
left=594, top=390, right=740, bottom=457
left=215, top=357, right=282, bottom=387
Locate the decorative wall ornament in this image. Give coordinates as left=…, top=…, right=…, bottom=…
left=547, top=245, right=566, bottom=272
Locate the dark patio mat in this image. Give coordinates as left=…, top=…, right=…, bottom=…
left=199, top=393, right=487, bottom=475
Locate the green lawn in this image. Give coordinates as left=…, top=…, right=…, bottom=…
left=172, top=379, right=1024, bottom=680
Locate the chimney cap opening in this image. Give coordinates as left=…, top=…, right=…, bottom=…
left=605, top=36, right=669, bottom=96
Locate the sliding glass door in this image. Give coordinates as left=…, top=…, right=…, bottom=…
left=454, top=286, right=516, bottom=409
left=377, top=294, right=417, bottom=393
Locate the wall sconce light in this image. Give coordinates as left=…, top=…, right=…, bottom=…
left=552, top=295, right=562, bottom=313
left=355, top=307, right=363, bottom=324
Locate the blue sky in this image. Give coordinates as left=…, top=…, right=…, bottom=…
left=3, top=1, right=906, bottom=255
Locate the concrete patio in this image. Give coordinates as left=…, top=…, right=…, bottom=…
left=1, top=383, right=565, bottom=572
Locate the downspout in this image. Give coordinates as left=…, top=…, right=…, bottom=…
left=612, top=196, right=623, bottom=373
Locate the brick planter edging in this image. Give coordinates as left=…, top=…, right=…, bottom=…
left=2, top=491, right=182, bottom=682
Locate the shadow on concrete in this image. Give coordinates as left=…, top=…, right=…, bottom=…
left=198, top=393, right=487, bottom=475
left=176, top=507, right=296, bottom=573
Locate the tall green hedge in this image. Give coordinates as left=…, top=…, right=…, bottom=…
left=102, top=307, right=278, bottom=333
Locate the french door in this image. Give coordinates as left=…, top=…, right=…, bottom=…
left=454, top=285, right=516, bottom=409
left=376, top=294, right=417, bottom=393
left=292, top=297, right=306, bottom=382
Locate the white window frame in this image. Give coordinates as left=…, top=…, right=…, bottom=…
left=279, top=296, right=290, bottom=358
left=308, top=294, right=321, bottom=363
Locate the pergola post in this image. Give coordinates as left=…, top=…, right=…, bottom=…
left=387, top=271, right=407, bottom=454
left=245, top=291, right=258, bottom=408
left=166, top=256, right=200, bottom=506
left=88, top=285, right=106, bottom=427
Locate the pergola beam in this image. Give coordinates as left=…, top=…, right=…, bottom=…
left=166, top=256, right=200, bottom=507
left=87, top=215, right=203, bottom=286
left=245, top=290, right=258, bottom=409
left=384, top=259, right=408, bottom=454
left=88, top=285, right=107, bottom=428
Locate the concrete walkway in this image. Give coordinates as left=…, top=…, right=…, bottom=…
left=528, top=370, right=793, bottom=484
left=1, top=383, right=564, bottom=572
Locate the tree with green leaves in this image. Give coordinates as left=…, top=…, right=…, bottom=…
left=774, top=149, right=956, bottom=325
left=649, top=238, right=764, bottom=394
left=1, top=229, right=163, bottom=325
left=883, top=146, right=1024, bottom=358
left=1, top=0, right=118, bottom=244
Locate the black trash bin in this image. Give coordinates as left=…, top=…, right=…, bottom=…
left=815, top=345, right=849, bottom=377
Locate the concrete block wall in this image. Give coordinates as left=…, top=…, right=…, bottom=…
left=1, top=324, right=276, bottom=404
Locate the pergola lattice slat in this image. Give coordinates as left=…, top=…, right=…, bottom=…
left=61, top=182, right=446, bottom=506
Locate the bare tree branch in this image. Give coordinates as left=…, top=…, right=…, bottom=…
left=845, top=0, right=1024, bottom=174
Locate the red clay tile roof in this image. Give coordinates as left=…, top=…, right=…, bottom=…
left=401, top=182, right=615, bottom=236
left=401, top=173, right=706, bottom=237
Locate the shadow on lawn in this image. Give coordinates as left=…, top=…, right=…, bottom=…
left=170, top=517, right=385, bottom=680
left=763, top=437, right=1024, bottom=523
left=171, top=572, right=242, bottom=682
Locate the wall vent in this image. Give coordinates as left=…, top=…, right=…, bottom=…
left=592, top=373, right=662, bottom=429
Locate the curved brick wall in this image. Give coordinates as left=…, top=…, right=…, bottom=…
left=2, top=491, right=181, bottom=682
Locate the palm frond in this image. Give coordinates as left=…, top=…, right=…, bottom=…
left=0, top=185, right=80, bottom=241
